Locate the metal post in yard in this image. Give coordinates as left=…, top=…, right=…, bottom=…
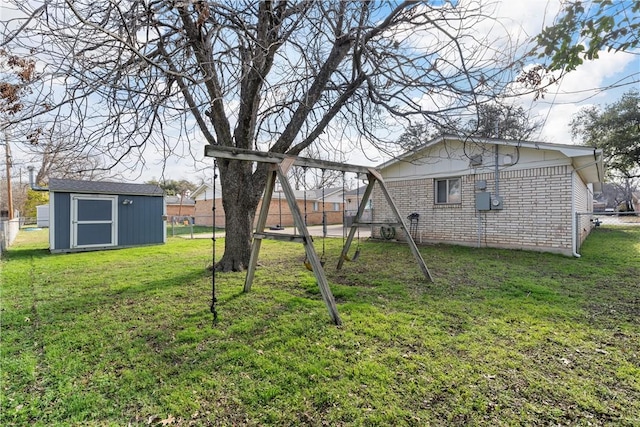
left=4, top=136, right=14, bottom=220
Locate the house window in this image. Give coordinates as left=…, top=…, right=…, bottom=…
left=313, top=201, right=319, bottom=212
left=333, top=203, right=340, bottom=211
left=435, top=178, right=461, bottom=204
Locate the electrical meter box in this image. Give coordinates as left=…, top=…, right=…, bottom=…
left=475, top=192, right=491, bottom=211
left=491, top=195, right=504, bottom=210
left=475, top=180, right=487, bottom=191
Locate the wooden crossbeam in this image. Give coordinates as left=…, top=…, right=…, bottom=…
left=205, top=145, right=371, bottom=174
left=252, top=232, right=307, bottom=243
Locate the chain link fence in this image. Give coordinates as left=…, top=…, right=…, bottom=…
left=0, top=217, right=40, bottom=256
left=576, top=211, right=640, bottom=254
left=166, top=214, right=374, bottom=239
left=167, top=215, right=217, bottom=238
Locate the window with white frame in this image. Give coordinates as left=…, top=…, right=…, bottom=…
left=435, top=178, right=461, bottom=204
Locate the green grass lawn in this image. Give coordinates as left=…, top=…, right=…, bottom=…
left=1, top=227, right=639, bottom=426
left=166, top=224, right=219, bottom=237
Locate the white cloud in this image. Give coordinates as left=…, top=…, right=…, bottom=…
left=8, top=0, right=640, bottom=182
left=534, top=103, right=582, bottom=144
left=476, top=0, right=640, bottom=146
left=553, top=50, right=638, bottom=102
left=493, top=0, right=562, bottom=39
left=520, top=49, right=639, bottom=144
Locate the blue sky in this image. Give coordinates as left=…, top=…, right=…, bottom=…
left=151, top=0, right=640, bottom=183
left=3, top=0, right=639, bottom=185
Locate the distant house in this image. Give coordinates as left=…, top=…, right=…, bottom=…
left=165, top=195, right=196, bottom=218
left=36, top=204, right=50, bottom=227
left=191, top=183, right=223, bottom=227
left=192, top=183, right=345, bottom=228
left=372, top=135, right=604, bottom=256
left=48, top=179, right=165, bottom=253
left=344, top=185, right=371, bottom=224
left=298, top=187, right=345, bottom=227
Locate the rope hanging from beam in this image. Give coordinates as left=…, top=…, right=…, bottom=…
left=210, top=160, right=218, bottom=326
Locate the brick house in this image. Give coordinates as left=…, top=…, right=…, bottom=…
left=165, top=195, right=195, bottom=218
left=344, top=185, right=372, bottom=224
left=192, top=183, right=345, bottom=228
left=372, top=135, right=604, bottom=256
left=191, top=183, right=223, bottom=227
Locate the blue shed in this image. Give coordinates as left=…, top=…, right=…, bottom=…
left=48, top=179, right=165, bottom=253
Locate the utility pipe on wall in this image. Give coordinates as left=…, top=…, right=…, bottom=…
left=4, top=135, right=13, bottom=219
left=27, top=166, right=48, bottom=192
left=494, top=144, right=500, bottom=197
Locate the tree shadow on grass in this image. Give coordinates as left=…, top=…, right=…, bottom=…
left=215, top=289, right=247, bottom=307
left=2, top=247, right=51, bottom=262
left=32, top=268, right=214, bottom=320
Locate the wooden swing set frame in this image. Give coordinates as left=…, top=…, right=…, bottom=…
left=205, top=145, right=433, bottom=325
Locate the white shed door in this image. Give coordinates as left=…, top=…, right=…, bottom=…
left=71, top=195, right=118, bottom=249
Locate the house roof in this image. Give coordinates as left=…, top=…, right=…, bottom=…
left=378, top=134, right=604, bottom=189
left=300, top=187, right=343, bottom=200
left=48, top=178, right=163, bottom=196
left=165, top=195, right=196, bottom=206
left=344, top=185, right=367, bottom=197
left=191, top=183, right=222, bottom=200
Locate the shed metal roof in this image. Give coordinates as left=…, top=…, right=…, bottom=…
left=48, top=178, right=163, bottom=196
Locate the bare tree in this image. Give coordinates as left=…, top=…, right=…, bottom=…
left=0, top=49, right=35, bottom=116
left=1, top=1, right=544, bottom=271
left=1, top=48, right=37, bottom=218
left=395, top=101, right=541, bottom=153
left=289, top=144, right=345, bottom=190
left=466, top=103, right=541, bottom=140
left=24, top=125, right=109, bottom=184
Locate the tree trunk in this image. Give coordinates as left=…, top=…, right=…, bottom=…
left=215, top=160, right=264, bottom=272
left=217, top=198, right=255, bottom=272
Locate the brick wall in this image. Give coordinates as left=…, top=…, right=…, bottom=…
left=193, top=199, right=225, bottom=227
left=194, top=198, right=344, bottom=228
left=373, top=165, right=581, bottom=255
left=166, top=204, right=195, bottom=217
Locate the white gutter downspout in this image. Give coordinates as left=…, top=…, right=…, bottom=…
left=495, top=144, right=500, bottom=197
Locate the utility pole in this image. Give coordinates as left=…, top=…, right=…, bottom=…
left=4, top=132, right=13, bottom=220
